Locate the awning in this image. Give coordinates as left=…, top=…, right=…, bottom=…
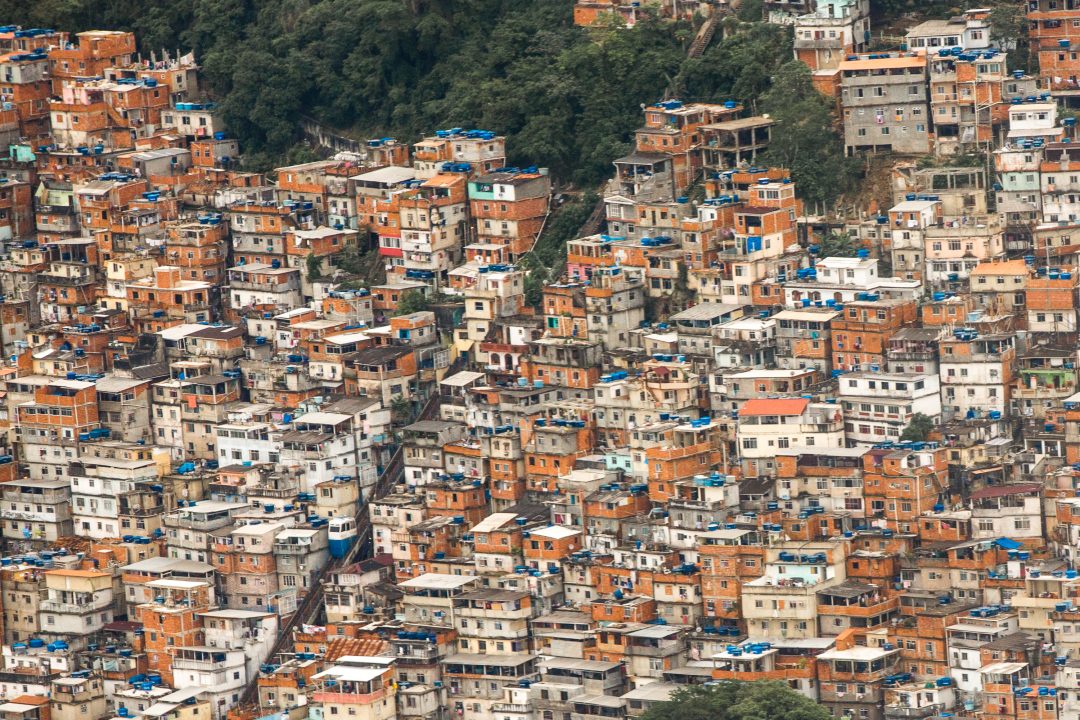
left=993, top=538, right=1022, bottom=550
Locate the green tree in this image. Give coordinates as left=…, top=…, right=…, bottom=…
left=736, top=0, right=764, bottom=22
left=676, top=23, right=793, bottom=111
left=389, top=394, right=415, bottom=427
left=642, top=682, right=832, bottom=720
left=816, top=230, right=860, bottom=259
left=305, top=252, right=322, bottom=282
left=523, top=272, right=544, bottom=309
left=6, top=0, right=796, bottom=189
left=987, top=0, right=1029, bottom=71
left=335, top=243, right=366, bottom=276
left=760, top=61, right=861, bottom=211
left=526, top=192, right=598, bottom=278
left=395, top=290, right=430, bottom=316
left=900, top=413, right=936, bottom=442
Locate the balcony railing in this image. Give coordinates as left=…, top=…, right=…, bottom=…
left=312, top=690, right=386, bottom=705
left=0, top=490, right=69, bottom=504
left=120, top=505, right=165, bottom=518
left=793, top=36, right=847, bottom=49
left=273, top=544, right=311, bottom=556
left=885, top=704, right=945, bottom=718
left=40, top=273, right=95, bottom=287
left=395, top=645, right=440, bottom=662
left=492, top=704, right=531, bottom=714
left=40, top=599, right=110, bottom=614
left=164, top=517, right=231, bottom=532
left=230, top=279, right=295, bottom=292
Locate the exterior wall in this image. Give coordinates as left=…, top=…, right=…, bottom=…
left=841, top=58, right=930, bottom=155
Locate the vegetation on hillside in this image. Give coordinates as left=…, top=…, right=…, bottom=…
left=3, top=0, right=852, bottom=197
left=641, top=682, right=832, bottom=720
left=520, top=191, right=599, bottom=304
left=758, top=61, right=859, bottom=213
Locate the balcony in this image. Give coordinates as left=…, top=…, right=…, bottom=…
left=37, top=217, right=80, bottom=233
left=395, top=644, right=440, bottom=662
left=51, top=688, right=100, bottom=703
left=230, top=278, right=295, bottom=293
left=40, top=273, right=95, bottom=287
left=312, top=689, right=386, bottom=705
left=249, top=485, right=299, bottom=499
left=40, top=598, right=110, bottom=614
left=572, top=712, right=624, bottom=720
left=626, top=641, right=681, bottom=657
left=164, top=516, right=229, bottom=532
left=885, top=704, right=945, bottom=719
left=172, top=657, right=232, bottom=672
left=492, top=704, right=531, bottom=714
left=0, top=490, right=69, bottom=504
left=887, top=350, right=935, bottom=361
left=793, top=35, right=847, bottom=50
left=824, top=667, right=892, bottom=682
left=668, top=497, right=725, bottom=511
left=1048, top=77, right=1080, bottom=93
left=819, top=597, right=900, bottom=618
left=713, top=664, right=815, bottom=682
left=273, top=543, right=312, bottom=556
left=119, top=504, right=165, bottom=518
left=0, top=669, right=54, bottom=685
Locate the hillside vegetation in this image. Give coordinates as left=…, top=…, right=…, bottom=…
left=4, top=0, right=855, bottom=203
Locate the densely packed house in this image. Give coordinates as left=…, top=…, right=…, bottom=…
left=5, top=9, right=1080, bottom=720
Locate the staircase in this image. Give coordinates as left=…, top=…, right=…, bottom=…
left=578, top=196, right=607, bottom=238
left=688, top=14, right=720, bottom=59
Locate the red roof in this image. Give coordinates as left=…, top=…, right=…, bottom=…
left=326, top=635, right=388, bottom=661
left=738, top=398, right=810, bottom=417
left=11, top=697, right=48, bottom=707
left=969, top=483, right=1042, bottom=500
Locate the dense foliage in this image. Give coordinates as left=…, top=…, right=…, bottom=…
left=394, top=290, right=430, bottom=317
left=641, top=682, right=832, bottom=720
left=900, top=413, right=936, bottom=442
left=758, top=61, right=859, bottom=212
left=2, top=0, right=834, bottom=190
left=815, top=230, right=861, bottom=259
left=520, top=191, right=599, bottom=304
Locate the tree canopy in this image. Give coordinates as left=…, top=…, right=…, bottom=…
left=900, top=413, right=936, bottom=442
left=760, top=61, right=860, bottom=212
left=816, top=230, right=861, bottom=259
left=641, top=682, right=832, bottom=720
left=305, top=252, right=323, bottom=281
left=394, top=290, right=430, bottom=317
left=1, top=0, right=871, bottom=213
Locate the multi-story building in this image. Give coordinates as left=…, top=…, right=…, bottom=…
left=793, top=0, right=871, bottom=95
left=840, top=53, right=930, bottom=156
left=40, top=569, right=114, bottom=643
left=838, top=372, right=942, bottom=445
